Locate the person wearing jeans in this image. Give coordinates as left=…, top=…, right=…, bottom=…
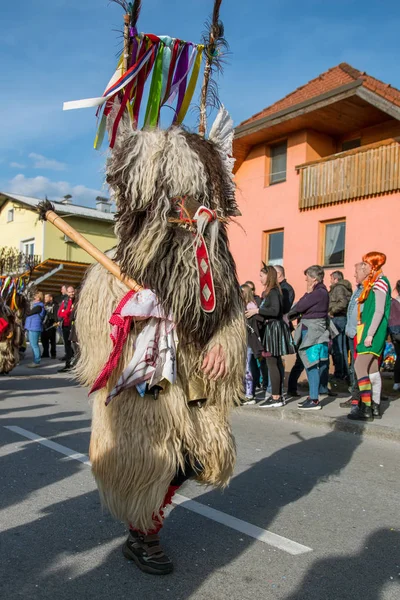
left=305, top=358, right=329, bottom=400
left=25, top=292, right=45, bottom=368
left=288, top=265, right=333, bottom=411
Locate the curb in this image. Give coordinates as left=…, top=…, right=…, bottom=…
left=242, top=405, right=400, bottom=443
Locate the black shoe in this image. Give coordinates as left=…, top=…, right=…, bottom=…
left=287, top=390, right=301, bottom=398
left=372, top=402, right=382, bottom=419
left=123, top=531, right=173, bottom=575
left=51, top=355, right=57, bottom=359
left=58, top=365, right=72, bottom=373
left=348, top=403, right=373, bottom=422
left=41, top=354, right=50, bottom=358
left=59, top=356, right=66, bottom=362
left=324, top=390, right=338, bottom=397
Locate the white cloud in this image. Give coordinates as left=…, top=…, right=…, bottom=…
left=28, top=153, right=67, bottom=171
left=10, top=162, right=26, bottom=168
left=7, top=174, right=104, bottom=206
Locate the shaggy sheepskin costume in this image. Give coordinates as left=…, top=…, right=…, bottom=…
left=75, top=125, right=246, bottom=534
left=0, top=300, right=22, bottom=374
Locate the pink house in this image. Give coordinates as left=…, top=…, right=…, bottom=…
left=229, top=63, right=400, bottom=298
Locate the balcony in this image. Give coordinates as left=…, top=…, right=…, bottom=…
left=297, top=140, right=400, bottom=210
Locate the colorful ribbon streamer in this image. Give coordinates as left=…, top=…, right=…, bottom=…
left=64, top=31, right=205, bottom=148
left=175, top=46, right=203, bottom=125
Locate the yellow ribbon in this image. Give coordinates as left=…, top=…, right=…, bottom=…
left=175, top=46, right=204, bottom=124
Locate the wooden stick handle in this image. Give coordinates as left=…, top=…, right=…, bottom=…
left=123, top=13, right=130, bottom=74
left=44, top=210, right=142, bottom=292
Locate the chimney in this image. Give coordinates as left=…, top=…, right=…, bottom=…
left=96, top=196, right=111, bottom=212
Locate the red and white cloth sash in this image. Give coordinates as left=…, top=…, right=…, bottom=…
left=90, top=289, right=177, bottom=405
left=192, top=206, right=217, bottom=313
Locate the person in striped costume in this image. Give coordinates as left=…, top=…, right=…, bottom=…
left=348, top=252, right=391, bottom=422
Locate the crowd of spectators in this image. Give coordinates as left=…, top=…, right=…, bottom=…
left=242, top=255, right=400, bottom=421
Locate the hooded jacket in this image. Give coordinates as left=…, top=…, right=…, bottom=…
left=329, top=280, right=352, bottom=317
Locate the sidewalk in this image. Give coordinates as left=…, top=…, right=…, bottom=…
left=244, top=354, right=400, bottom=443
left=243, top=391, right=400, bottom=443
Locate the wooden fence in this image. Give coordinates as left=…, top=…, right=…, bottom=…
left=298, top=141, right=400, bottom=210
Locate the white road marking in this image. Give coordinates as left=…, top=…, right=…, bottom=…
left=5, top=426, right=91, bottom=465
left=4, top=425, right=313, bottom=556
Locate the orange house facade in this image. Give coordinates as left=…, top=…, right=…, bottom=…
left=229, top=63, right=400, bottom=298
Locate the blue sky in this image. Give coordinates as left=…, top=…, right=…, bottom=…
left=1, top=0, right=400, bottom=206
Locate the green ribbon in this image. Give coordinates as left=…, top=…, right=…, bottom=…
left=144, top=43, right=165, bottom=128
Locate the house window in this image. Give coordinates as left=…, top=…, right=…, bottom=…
left=342, top=138, right=361, bottom=152
left=269, top=141, right=287, bottom=184
left=322, top=220, right=346, bottom=267
left=7, top=209, right=14, bottom=222
left=264, top=230, right=284, bottom=266
left=21, top=238, right=35, bottom=257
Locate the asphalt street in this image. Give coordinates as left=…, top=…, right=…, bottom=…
left=1, top=362, right=400, bottom=600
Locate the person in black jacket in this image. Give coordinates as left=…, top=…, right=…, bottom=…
left=246, top=265, right=294, bottom=407
left=274, top=266, right=295, bottom=316
left=41, top=293, right=58, bottom=358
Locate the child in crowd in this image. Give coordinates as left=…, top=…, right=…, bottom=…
left=242, top=284, right=264, bottom=404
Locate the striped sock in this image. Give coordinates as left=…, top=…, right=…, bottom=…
left=358, top=376, right=372, bottom=406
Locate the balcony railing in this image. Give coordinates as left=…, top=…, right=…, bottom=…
left=297, top=140, right=400, bottom=210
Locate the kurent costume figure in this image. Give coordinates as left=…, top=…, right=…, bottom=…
left=0, top=278, right=28, bottom=374
left=62, top=0, right=246, bottom=575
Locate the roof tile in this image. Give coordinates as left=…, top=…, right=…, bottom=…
left=239, top=63, right=400, bottom=127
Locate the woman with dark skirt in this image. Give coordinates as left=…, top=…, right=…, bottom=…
left=246, top=265, right=294, bottom=408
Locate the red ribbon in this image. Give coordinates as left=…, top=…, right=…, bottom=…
left=89, top=291, right=137, bottom=395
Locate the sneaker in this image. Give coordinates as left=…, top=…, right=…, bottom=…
left=287, top=390, right=301, bottom=398
left=122, top=530, right=173, bottom=575
left=298, top=398, right=321, bottom=410
left=297, top=398, right=307, bottom=407
left=259, top=397, right=285, bottom=408
left=258, top=397, right=275, bottom=408
left=393, top=383, right=400, bottom=392
left=340, top=398, right=354, bottom=408
left=58, top=365, right=72, bottom=373
left=242, top=396, right=256, bottom=405
left=270, top=397, right=285, bottom=408
left=27, top=363, right=40, bottom=368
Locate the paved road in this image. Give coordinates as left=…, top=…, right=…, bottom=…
left=1, top=362, right=400, bottom=600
